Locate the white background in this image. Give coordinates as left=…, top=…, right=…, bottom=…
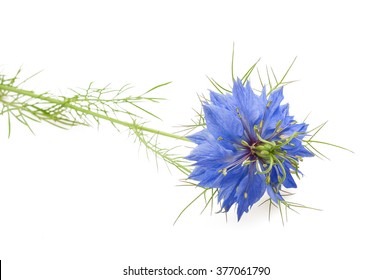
left=1, top=0, right=389, bottom=279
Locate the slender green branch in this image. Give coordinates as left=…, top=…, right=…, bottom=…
left=303, top=139, right=353, bottom=153
left=174, top=188, right=210, bottom=225
left=0, top=84, right=189, bottom=142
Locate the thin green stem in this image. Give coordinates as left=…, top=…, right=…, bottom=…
left=174, top=188, right=209, bottom=225
left=303, top=139, right=353, bottom=153
left=0, top=84, right=189, bottom=142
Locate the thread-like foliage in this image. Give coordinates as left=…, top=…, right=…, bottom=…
left=0, top=69, right=190, bottom=174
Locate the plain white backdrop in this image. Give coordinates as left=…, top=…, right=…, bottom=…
left=1, top=0, right=389, bottom=279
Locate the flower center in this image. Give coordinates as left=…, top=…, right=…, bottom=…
left=241, top=130, right=302, bottom=189
left=251, top=141, right=277, bottom=160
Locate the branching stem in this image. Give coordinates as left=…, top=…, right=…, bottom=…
left=0, top=84, right=189, bottom=142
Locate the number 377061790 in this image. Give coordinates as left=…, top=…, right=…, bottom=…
left=216, top=267, right=270, bottom=276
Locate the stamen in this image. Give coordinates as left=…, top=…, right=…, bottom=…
left=236, top=108, right=242, bottom=118
left=255, top=157, right=274, bottom=174
left=259, top=120, right=264, bottom=129
left=242, top=158, right=254, bottom=166
left=218, top=168, right=228, bottom=176
left=241, top=140, right=250, bottom=147
left=273, top=155, right=287, bottom=186
left=266, top=175, right=271, bottom=184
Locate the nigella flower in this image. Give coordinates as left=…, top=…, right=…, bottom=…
left=186, top=80, right=314, bottom=220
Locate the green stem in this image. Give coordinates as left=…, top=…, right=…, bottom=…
left=0, top=84, right=190, bottom=142
left=303, top=139, right=353, bottom=153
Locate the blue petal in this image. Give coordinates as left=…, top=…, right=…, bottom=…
left=187, top=129, right=214, bottom=144
left=235, top=165, right=267, bottom=220
left=293, top=146, right=314, bottom=157
left=282, top=164, right=297, bottom=189
left=218, top=165, right=247, bottom=212
left=209, top=90, right=235, bottom=111
left=186, top=141, right=236, bottom=169
left=267, top=87, right=284, bottom=113
left=261, top=87, right=285, bottom=138
left=203, top=104, right=244, bottom=144
left=280, top=103, right=290, bottom=119
left=267, top=185, right=283, bottom=203
left=268, top=122, right=308, bottom=142
left=260, top=86, right=268, bottom=108
left=268, top=160, right=297, bottom=189
left=232, top=80, right=264, bottom=141
left=282, top=139, right=314, bottom=158
left=189, top=166, right=224, bottom=188
left=278, top=123, right=308, bottom=140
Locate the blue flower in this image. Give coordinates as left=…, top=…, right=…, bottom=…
left=186, top=80, right=313, bottom=220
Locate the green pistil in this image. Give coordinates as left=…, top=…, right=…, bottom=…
left=250, top=125, right=300, bottom=185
